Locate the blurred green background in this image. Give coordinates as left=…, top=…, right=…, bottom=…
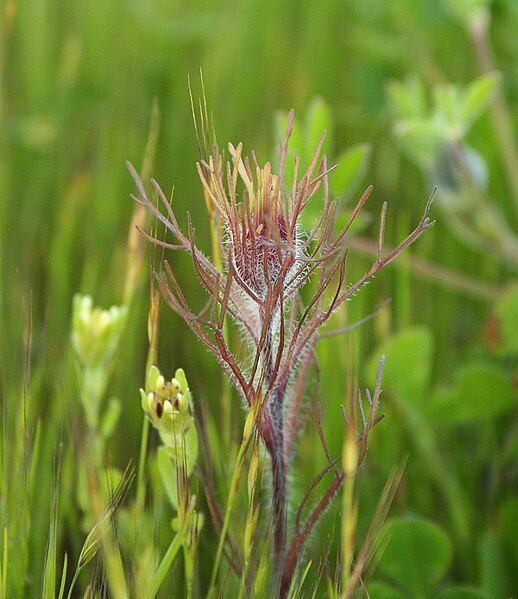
left=1, top=0, right=517, bottom=597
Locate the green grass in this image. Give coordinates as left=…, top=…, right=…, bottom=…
left=1, top=0, right=517, bottom=597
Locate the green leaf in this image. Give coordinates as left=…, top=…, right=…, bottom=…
left=394, top=118, right=444, bottom=168
left=378, top=518, right=453, bottom=594
left=160, top=421, right=198, bottom=476
left=462, top=73, right=499, bottom=126
left=364, top=582, right=405, bottom=599
left=434, top=85, right=462, bottom=128
left=428, top=363, right=514, bottom=423
left=329, top=144, right=370, bottom=198
left=387, top=79, right=428, bottom=120
left=367, top=327, right=433, bottom=402
left=42, top=485, right=59, bottom=599
left=57, top=553, right=68, bottom=599
left=157, top=446, right=179, bottom=510
left=437, top=587, right=491, bottom=599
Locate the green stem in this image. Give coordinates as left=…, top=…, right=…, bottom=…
left=147, top=502, right=194, bottom=599
left=65, top=571, right=79, bottom=599
left=207, top=434, right=250, bottom=596
left=182, top=536, right=195, bottom=599
left=135, top=417, right=150, bottom=514
left=57, top=553, right=68, bottom=599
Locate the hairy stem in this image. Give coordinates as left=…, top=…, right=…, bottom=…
left=261, top=320, right=288, bottom=595
left=270, top=445, right=287, bottom=592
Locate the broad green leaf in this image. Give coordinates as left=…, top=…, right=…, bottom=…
left=364, top=582, right=405, bottom=599
left=462, top=73, right=499, bottom=126
left=367, top=327, right=433, bottom=402
left=428, top=363, right=514, bottom=423
left=329, top=144, right=370, bottom=198
left=378, top=518, right=452, bottom=594
left=437, top=587, right=491, bottom=599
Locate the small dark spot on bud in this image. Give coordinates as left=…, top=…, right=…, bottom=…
left=156, top=402, right=163, bottom=418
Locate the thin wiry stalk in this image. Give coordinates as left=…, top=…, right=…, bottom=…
left=281, top=356, right=385, bottom=595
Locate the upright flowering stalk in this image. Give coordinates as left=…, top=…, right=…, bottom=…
left=127, top=110, right=435, bottom=595
left=71, top=294, right=127, bottom=431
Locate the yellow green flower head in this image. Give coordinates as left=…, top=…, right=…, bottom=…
left=142, top=366, right=198, bottom=510
left=71, top=294, right=127, bottom=369
left=140, top=366, right=194, bottom=448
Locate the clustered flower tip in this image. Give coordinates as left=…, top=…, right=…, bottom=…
left=71, top=293, right=127, bottom=369
left=140, top=366, right=193, bottom=447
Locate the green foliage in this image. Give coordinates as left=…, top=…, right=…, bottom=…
left=437, top=587, right=492, bottom=599
left=388, top=74, right=499, bottom=165
left=365, top=582, right=405, bottom=599
left=388, top=73, right=518, bottom=268
left=367, top=327, right=433, bottom=402
left=429, top=362, right=514, bottom=423
left=329, top=144, right=371, bottom=198
left=377, top=518, right=453, bottom=595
